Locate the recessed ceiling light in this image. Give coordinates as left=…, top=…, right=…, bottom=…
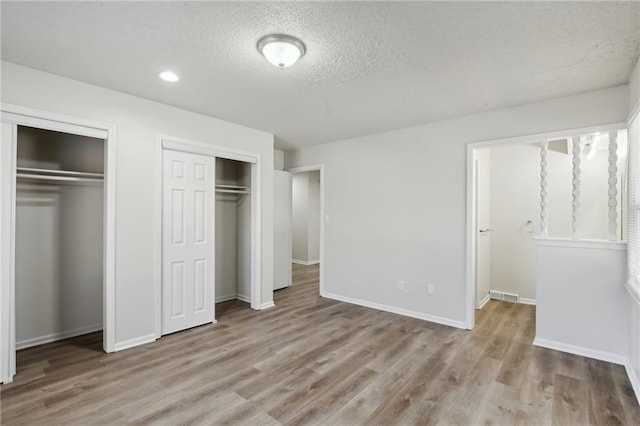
left=257, top=34, right=306, bottom=68
left=159, top=71, right=180, bottom=82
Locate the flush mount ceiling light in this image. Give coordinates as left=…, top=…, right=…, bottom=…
left=257, top=34, right=306, bottom=68
left=159, top=71, right=180, bottom=82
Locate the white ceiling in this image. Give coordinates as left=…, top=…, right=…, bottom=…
left=1, top=2, right=639, bottom=150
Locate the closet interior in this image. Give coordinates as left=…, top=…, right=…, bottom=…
left=215, top=158, right=252, bottom=307
left=15, top=126, right=105, bottom=351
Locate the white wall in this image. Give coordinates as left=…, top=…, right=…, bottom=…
left=580, top=141, right=614, bottom=240
left=488, top=143, right=572, bottom=301
left=307, top=171, right=321, bottom=262
left=274, top=150, right=285, bottom=171
left=488, top=145, right=538, bottom=301
left=286, top=85, right=629, bottom=326
left=545, top=141, right=574, bottom=238
left=292, top=173, right=309, bottom=261
left=215, top=158, right=238, bottom=302
left=630, top=58, right=640, bottom=113
left=16, top=184, right=104, bottom=346
left=292, top=171, right=320, bottom=263
left=1, top=61, right=275, bottom=346
left=215, top=192, right=237, bottom=301
left=535, top=241, right=628, bottom=362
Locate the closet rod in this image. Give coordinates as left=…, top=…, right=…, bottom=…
left=16, top=173, right=104, bottom=184
left=16, top=167, right=104, bottom=178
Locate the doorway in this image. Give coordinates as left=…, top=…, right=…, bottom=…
left=473, top=145, right=539, bottom=311
left=288, top=165, right=324, bottom=296
left=466, top=124, right=628, bottom=329
left=0, top=105, right=116, bottom=384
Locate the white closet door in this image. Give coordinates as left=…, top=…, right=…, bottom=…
left=162, top=150, right=215, bottom=335
left=273, top=170, right=292, bottom=290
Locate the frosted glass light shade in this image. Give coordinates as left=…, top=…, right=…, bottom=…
left=159, top=71, right=180, bottom=82
left=257, top=34, right=306, bottom=68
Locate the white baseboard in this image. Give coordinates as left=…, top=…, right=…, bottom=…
left=519, top=297, right=536, bottom=306
left=114, top=333, right=156, bottom=352
left=533, top=337, right=627, bottom=366
left=16, top=323, right=103, bottom=350
left=236, top=294, right=251, bottom=303
left=321, top=291, right=466, bottom=329
left=260, top=301, right=276, bottom=310
left=215, top=294, right=237, bottom=303
left=292, top=259, right=320, bottom=266
left=625, top=361, right=640, bottom=406
left=477, top=294, right=490, bottom=310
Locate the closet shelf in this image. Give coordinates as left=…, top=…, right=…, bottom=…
left=215, top=184, right=250, bottom=195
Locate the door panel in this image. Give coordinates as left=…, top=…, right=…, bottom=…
left=162, top=150, right=215, bottom=335
left=273, top=171, right=292, bottom=290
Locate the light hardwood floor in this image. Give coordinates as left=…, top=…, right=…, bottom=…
left=2, top=263, right=639, bottom=425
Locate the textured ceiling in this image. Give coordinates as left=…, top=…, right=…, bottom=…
left=1, top=1, right=639, bottom=150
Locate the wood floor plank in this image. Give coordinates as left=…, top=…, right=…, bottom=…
left=552, top=373, right=589, bottom=425
left=2, top=263, right=639, bottom=425
left=496, top=341, right=534, bottom=388
left=585, top=359, right=627, bottom=426
left=474, top=381, right=528, bottom=425
left=520, top=346, right=556, bottom=424
left=433, top=355, right=502, bottom=425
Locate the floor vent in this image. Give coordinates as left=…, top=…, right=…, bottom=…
left=489, top=290, right=520, bottom=304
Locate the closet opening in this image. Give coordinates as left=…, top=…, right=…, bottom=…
left=1, top=106, right=116, bottom=385
left=158, top=138, right=263, bottom=337
left=15, top=126, right=106, bottom=371
left=214, top=158, right=254, bottom=319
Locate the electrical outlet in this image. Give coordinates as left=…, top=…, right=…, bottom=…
left=397, top=280, right=405, bottom=290
left=427, top=284, right=435, bottom=295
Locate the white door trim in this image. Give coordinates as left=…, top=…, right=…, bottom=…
left=287, top=164, right=325, bottom=296
left=155, top=135, right=263, bottom=339
left=162, top=138, right=258, bottom=164
left=465, top=121, right=627, bottom=330
left=0, top=103, right=117, bottom=383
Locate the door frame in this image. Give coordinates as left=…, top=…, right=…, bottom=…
left=0, top=103, right=117, bottom=384
left=155, top=136, right=263, bottom=339
left=465, top=122, right=626, bottom=330
left=287, top=164, right=325, bottom=296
